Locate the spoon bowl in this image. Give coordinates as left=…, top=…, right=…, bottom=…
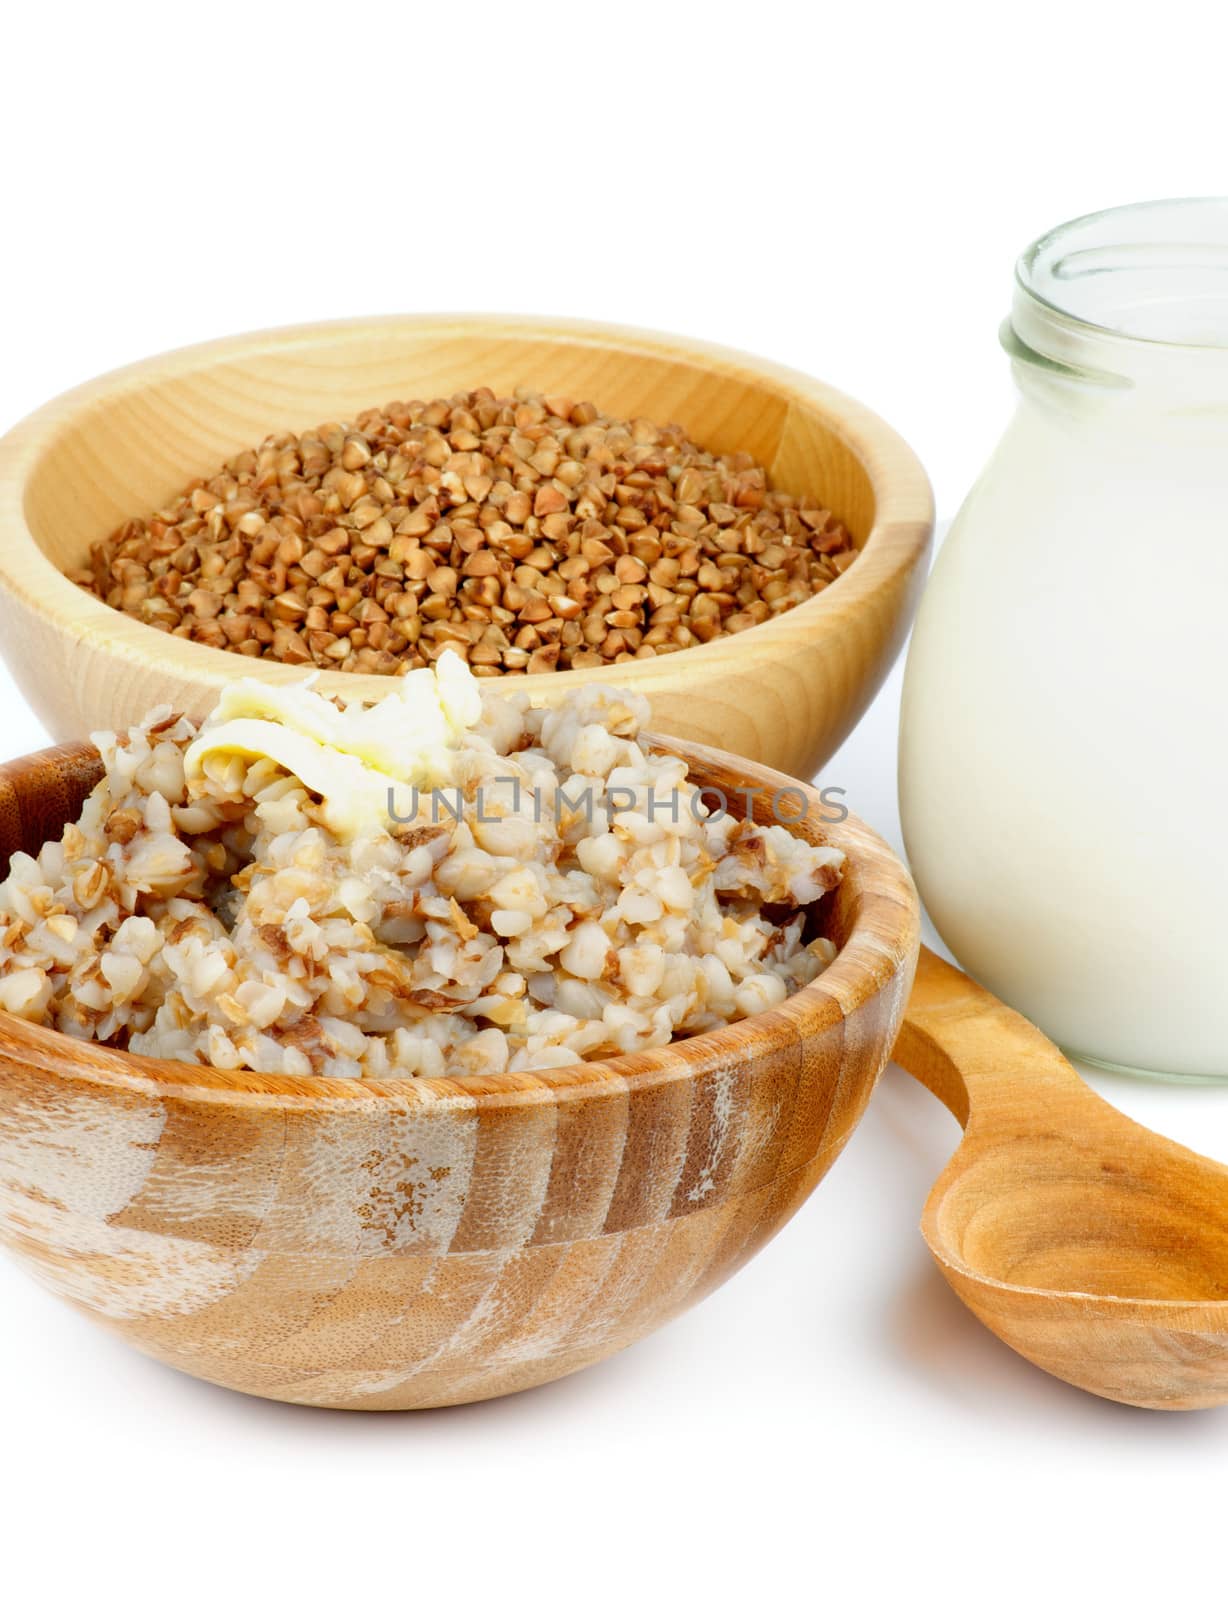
left=895, top=948, right=1228, bottom=1409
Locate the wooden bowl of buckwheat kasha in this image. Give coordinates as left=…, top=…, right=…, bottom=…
left=0, top=698, right=918, bottom=1409
left=0, top=317, right=931, bottom=777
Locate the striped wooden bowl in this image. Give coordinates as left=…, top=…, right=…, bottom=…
left=0, top=737, right=918, bottom=1409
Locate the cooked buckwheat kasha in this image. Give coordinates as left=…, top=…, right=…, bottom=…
left=0, top=662, right=844, bottom=1078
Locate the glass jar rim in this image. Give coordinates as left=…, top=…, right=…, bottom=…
left=1010, top=197, right=1228, bottom=390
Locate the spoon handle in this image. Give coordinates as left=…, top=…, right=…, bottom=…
left=894, top=946, right=1096, bottom=1131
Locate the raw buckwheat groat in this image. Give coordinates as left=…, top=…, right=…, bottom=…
left=0, top=660, right=844, bottom=1078
left=70, top=387, right=857, bottom=676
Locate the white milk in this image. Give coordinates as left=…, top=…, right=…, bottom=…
left=900, top=200, right=1228, bottom=1079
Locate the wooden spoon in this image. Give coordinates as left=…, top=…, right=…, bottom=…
left=893, top=946, right=1228, bottom=1409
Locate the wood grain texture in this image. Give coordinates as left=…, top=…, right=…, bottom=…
left=0, top=738, right=918, bottom=1409
left=896, top=948, right=1228, bottom=1411
left=0, top=315, right=933, bottom=776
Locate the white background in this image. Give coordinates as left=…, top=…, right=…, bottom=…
left=2, top=4, right=1226, bottom=1596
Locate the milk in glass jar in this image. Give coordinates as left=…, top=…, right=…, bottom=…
left=900, top=199, right=1228, bottom=1080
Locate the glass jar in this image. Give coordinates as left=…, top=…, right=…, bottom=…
left=900, top=198, right=1228, bottom=1081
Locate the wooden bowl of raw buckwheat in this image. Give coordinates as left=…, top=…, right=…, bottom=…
left=0, top=316, right=932, bottom=777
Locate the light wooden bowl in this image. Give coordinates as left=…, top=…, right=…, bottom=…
left=0, top=738, right=917, bottom=1410
left=0, top=316, right=932, bottom=776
